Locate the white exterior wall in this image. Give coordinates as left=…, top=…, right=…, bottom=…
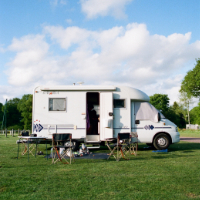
left=100, top=92, right=113, bottom=140
left=33, top=90, right=86, bottom=139
left=32, top=85, right=179, bottom=145
left=113, top=98, right=130, bottom=137
left=112, top=86, right=149, bottom=138
left=186, top=124, right=199, bottom=130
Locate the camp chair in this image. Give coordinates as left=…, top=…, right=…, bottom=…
left=129, top=132, right=138, bottom=156
left=52, top=133, right=74, bottom=164
left=107, top=133, right=131, bottom=161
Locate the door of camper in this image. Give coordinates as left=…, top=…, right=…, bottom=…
left=100, top=92, right=113, bottom=140
left=86, top=92, right=113, bottom=141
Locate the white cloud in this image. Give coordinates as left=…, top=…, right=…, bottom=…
left=0, top=85, right=32, bottom=103
left=7, top=35, right=51, bottom=86
left=80, top=0, right=133, bottom=19
left=66, top=19, right=72, bottom=24
left=0, top=45, right=6, bottom=53
left=44, top=26, right=94, bottom=50
left=4, top=23, right=200, bottom=105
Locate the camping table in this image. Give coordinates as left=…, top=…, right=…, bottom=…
left=17, top=136, right=48, bottom=162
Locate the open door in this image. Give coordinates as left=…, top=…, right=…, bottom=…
left=86, top=92, right=100, bottom=142
left=100, top=92, right=113, bottom=140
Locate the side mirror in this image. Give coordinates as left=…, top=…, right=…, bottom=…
left=135, top=120, right=140, bottom=124
left=158, top=113, right=161, bottom=122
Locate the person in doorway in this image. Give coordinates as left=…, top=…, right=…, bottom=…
left=87, top=104, right=99, bottom=135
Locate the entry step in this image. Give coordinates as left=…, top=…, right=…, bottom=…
left=85, top=141, right=101, bottom=143
left=87, top=146, right=100, bottom=149
left=86, top=135, right=100, bottom=142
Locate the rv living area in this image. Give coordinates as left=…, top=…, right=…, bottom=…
left=32, top=85, right=180, bottom=150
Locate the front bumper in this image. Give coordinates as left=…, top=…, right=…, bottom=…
left=172, top=131, right=180, bottom=143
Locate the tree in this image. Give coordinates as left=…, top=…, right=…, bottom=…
left=149, top=94, right=170, bottom=116
left=190, top=103, right=200, bottom=125
left=17, top=94, right=33, bottom=130
left=170, top=101, right=186, bottom=128
left=179, top=91, right=193, bottom=124
left=150, top=94, right=186, bottom=128
left=180, top=58, right=200, bottom=97
left=2, top=98, right=23, bottom=129
left=0, top=103, right=3, bottom=128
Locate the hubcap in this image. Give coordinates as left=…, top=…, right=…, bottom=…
left=157, top=138, right=166, bottom=146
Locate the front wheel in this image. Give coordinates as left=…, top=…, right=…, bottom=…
left=153, top=133, right=170, bottom=150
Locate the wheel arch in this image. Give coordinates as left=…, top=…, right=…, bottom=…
left=152, top=132, right=172, bottom=144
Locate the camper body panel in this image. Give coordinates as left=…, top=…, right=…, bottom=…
left=32, top=85, right=180, bottom=149
left=33, top=87, right=116, bottom=141
left=113, top=97, right=130, bottom=138
left=161, top=118, right=180, bottom=143
left=100, top=92, right=113, bottom=140
left=134, top=120, right=164, bottom=143
left=112, top=86, right=149, bottom=138
left=33, top=90, right=87, bottom=139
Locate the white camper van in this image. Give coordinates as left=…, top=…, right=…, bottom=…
left=32, top=85, right=180, bottom=150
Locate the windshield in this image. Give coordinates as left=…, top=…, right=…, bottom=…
left=135, top=102, right=163, bottom=122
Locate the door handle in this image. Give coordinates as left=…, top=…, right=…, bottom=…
left=109, top=112, right=113, bottom=116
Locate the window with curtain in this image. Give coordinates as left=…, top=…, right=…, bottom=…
left=49, top=98, right=66, bottom=111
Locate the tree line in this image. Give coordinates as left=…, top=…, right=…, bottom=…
left=0, top=59, right=200, bottom=129
left=0, top=94, right=32, bottom=130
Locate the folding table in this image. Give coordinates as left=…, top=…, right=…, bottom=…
left=17, top=136, right=48, bottom=162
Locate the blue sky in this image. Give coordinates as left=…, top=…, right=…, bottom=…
left=0, top=0, right=200, bottom=105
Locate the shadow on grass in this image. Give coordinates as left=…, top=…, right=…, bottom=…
left=151, top=154, right=195, bottom=160
left=168, top=142, right=200, bottom=152
left=7, top=140, right=199, bottom=166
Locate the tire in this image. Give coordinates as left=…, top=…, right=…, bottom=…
left=100, top=141, right=105, bottom=146
left=153, top=133, right=170, bottom=150
left=73, top=141, right=80, bottom=151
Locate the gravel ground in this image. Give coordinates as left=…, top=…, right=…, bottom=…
left=180, top=137, right=200, bottom=143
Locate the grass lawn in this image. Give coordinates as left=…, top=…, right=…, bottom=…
left=0, top=135, right=200, bottom=200
left=179, top=129, right=200, bottom=138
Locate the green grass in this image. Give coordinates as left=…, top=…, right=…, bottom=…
left=0, top=135, right=200, bottom=200
left=179, top=129, right=200, bottom=138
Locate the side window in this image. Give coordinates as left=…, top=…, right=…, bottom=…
left=114, top=99, right=126, bottom=108
left=49, top=98, right=66, bottom=111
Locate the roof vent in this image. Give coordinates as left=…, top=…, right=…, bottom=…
left=77, top=82, right=84, bottom=85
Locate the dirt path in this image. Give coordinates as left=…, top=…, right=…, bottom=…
left=180, top=137, right=200, bottom=143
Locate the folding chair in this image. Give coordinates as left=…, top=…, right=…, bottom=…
left=107, top=133, right=131, bottom=161
left=52, top=133, right=74, bottom=164
left=129, top=132, right=138, bottom=156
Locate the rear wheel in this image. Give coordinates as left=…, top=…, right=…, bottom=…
left=153, top=133, right=170, bottom=150
left=73, top=141, right=80, bottom=151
